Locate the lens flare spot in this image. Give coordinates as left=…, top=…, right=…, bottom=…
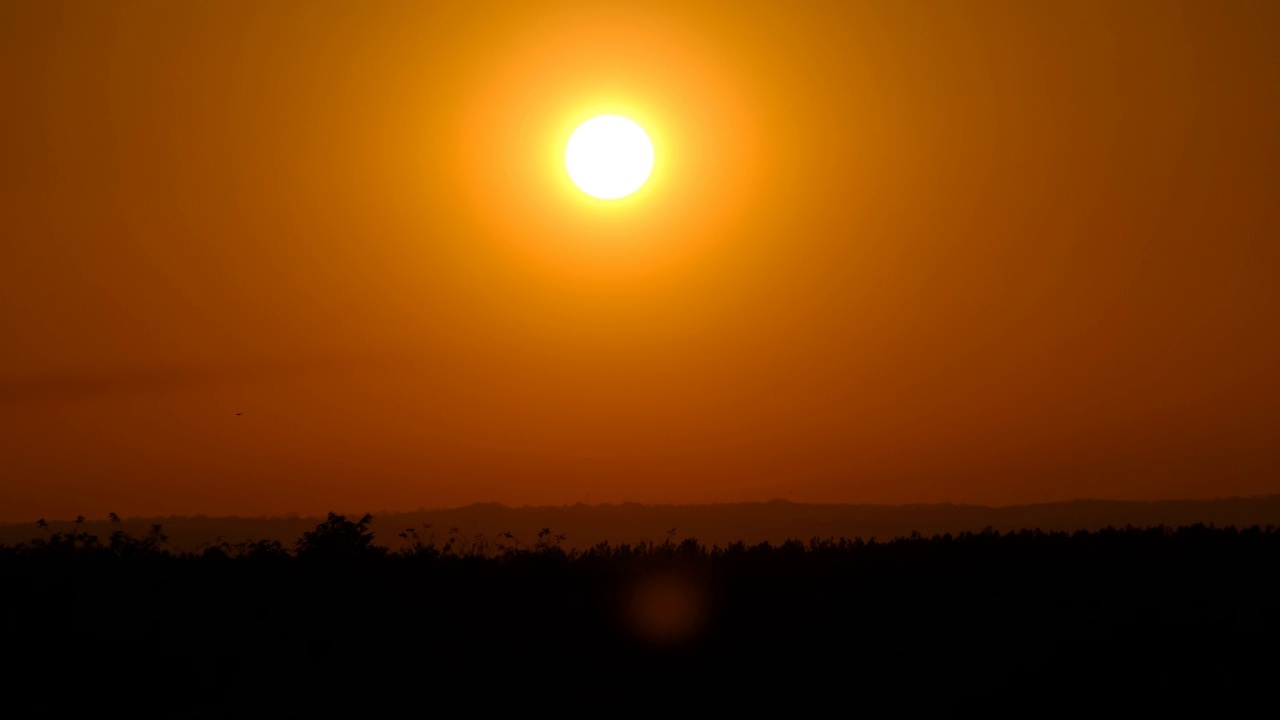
left=623, top=572, right=708, bottom=646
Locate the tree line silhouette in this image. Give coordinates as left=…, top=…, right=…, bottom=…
left=3, top=513, right=1278, bottom=716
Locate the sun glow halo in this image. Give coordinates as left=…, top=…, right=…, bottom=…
left=565, top=115, right=654, bottom=200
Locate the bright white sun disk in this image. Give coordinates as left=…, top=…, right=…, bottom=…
left=565, top=115, right=654, bottom=200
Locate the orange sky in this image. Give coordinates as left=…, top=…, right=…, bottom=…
left=2, top=1, right=1278, bottom=522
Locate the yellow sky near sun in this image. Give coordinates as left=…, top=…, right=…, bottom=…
left=450, top=5, right=760, bottom=274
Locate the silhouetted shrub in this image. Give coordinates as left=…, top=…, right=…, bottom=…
left=294, top=512, right=384, bottom=561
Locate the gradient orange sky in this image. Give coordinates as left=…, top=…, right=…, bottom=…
left=2, top=1, right=1277, bottom=522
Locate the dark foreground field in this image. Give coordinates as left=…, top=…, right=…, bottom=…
left=4, top=515, right=1278, bottom=717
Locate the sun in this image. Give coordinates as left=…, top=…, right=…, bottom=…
left=565, top=115, right=654, bottom=200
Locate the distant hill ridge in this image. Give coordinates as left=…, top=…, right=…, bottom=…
left=4, top=495, right=1279, bottom=552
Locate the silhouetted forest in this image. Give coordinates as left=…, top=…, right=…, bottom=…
left=7, top=495, right=1280, bottom=552
left=4, top=514, right=1278, bottom=716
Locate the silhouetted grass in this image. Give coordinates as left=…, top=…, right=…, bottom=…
left=3, top=514, right=1278, bottom=716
